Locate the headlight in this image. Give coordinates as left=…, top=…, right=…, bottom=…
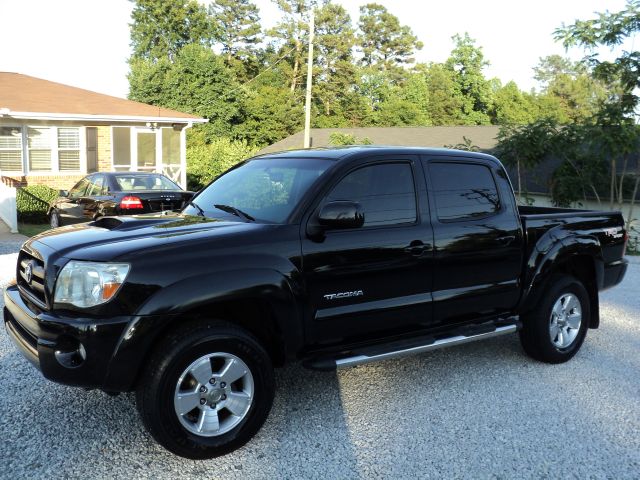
left=54, top=261, right=130, bottom=308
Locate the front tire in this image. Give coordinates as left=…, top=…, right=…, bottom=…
left=519, top=274, right=590, bottom=364
left=136, top=321, right=275, bottom=459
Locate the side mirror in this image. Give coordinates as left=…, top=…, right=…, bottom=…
left=317, top=201, right=364, bottom=229
left=59, top=189, right=69, bottom=197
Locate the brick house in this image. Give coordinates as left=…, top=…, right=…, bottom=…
left=0, top=72, right=206, bottom=190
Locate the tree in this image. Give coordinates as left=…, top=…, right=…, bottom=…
left=268, top=0, right=326, bottom=93
left=313, top=3, right=358, bottom=123
left=444, top=136, right=480, bottom=152
left=445, top=33, right=493, bottom=124
left=329, top=132, right=372, bottom=145
left=209, top=0, right=261, bottom=63
left=419, top=63, right=465, bottom=125
left=555, top=1, right=640, bottom=215
left=533, top=55, right=607, bottom=123
left=491, top=80, right=539, bottom=125
left=236, top=83, right=303, bottom=146
left=129, top=0, right=213, bottom=61
left=357, top=3, right=423, bottom=75
left=495, top=119, right=558, bottom=203
left=129, top=44, right=245, bottom=138
left=549, top=123, right=609, bottom=206
left=555, top=0, right=640, bottom=117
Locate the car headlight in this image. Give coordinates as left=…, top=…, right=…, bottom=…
left=54, top=261, right=130, bottom=308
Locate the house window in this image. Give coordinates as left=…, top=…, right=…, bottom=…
left=0, top=126, right=23, bottom=171
left=28, top=127, right=53, bottom=171
left=58, top=128, right=80, bottom=171
left=112, top=127, right=131, bottom=171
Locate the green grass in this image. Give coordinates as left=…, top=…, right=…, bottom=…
left=18, top=222, right=50, bottom=238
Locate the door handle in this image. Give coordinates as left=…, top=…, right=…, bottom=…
left=404, top=241, right=426, bottom=256
left=496, top=235, right=516, bottom=245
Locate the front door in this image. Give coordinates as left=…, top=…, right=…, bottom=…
left=58, top=176, right=91, bottom=224
left=423, top=158, right=524, bottom=326
left=301, top=158, right=434, bottom=347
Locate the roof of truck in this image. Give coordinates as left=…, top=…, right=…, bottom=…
left=252, top=145, right=500, bottom=163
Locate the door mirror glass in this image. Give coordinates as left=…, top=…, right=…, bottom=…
left=318, top=201, right=364, bottom=229
left=59, top=189, right=69, bottom=197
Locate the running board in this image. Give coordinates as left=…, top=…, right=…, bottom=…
left=305, top=321, right=519, bottom=370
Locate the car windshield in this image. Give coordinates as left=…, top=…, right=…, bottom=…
left=183, top=157, right=333, bottom=223
left=114, top=174, right=180, bottom=191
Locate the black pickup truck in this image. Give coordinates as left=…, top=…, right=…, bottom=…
left=3, top=147, right=628, bottom=458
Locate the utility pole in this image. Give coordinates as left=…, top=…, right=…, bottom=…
left=303, top=9, right=315, bottom=148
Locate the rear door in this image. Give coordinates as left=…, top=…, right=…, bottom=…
left=423, top=157, right=523, bottom=326
left=301, top=157, right=435, bottom=346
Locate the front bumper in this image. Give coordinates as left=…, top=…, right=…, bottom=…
left=3, top=283, right=154, bottom=391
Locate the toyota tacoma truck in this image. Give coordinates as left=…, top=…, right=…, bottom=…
left=3, top=147, right=628, bottom=458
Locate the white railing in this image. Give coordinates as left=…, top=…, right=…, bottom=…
left=0, top=174, right=18, bottom=233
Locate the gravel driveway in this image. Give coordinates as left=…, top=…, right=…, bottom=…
left=0, top=241, right=638, bottom=479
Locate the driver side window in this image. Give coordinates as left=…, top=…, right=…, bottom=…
left=68, top=177, right=90, bottom=199
left=327, top=162, right=417, bottom=227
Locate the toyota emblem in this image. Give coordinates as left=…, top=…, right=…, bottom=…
left=24, top=262, right=33, bottom=284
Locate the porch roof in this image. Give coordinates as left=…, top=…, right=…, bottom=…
left=0, top=72, right=207, bottom=124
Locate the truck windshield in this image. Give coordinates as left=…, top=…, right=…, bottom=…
left=183, top=157, right=333, bottom=223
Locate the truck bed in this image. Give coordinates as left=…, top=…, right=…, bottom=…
left=518, top=205, right=626, bottom=262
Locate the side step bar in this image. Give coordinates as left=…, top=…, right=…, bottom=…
left=305, top=321, right=519, bottom=370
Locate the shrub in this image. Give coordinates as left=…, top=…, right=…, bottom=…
left=186, top=130, right=259, bottom=190
left=16, top=185, right=58, bottom=223
left=328, top=132, right=373, bottom=146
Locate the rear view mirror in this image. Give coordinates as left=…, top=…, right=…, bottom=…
left=59, top=190, right=69, bottom=197
left=317, top=201, right=364, bottom=229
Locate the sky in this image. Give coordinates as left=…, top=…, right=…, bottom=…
left=0, top=0, right=634, bottom=100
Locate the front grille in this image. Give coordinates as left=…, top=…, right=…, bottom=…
left=17, top=249, right=47, bottom=307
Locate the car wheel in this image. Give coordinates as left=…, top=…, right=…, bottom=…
left=519, top=274, right=590, bottom=364
left=136, top=320, right=275, bottom=459
left=49, top=210, right=61, bottom=228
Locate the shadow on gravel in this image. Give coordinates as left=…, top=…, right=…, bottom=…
left=1, top=323, right=638, bottom=478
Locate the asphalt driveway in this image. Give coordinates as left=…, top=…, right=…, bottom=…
left=0, top=242, right=638, bottom=479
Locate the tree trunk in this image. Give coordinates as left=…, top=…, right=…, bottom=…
left=290, top=39, right=302, bottom=93
left=610, top=157, right=617, bottom=210
left=516, top=159, right=522, bottom=204
left=628, top=176, right=640, bottom=226
left=590, top=185, right=601, bottom=205
left=618, top=153, right=629, bottom=209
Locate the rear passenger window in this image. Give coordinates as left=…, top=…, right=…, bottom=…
left=429, top=162, right=500, bottom=221
left=327, top=163, right=416, bottom=227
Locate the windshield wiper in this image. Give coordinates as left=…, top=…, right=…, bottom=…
left=184, top=199, right=205, bottom=217
left=214, top=204, right=255, bottom=222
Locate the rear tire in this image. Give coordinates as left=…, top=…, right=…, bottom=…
left=519, top=274, right=590, bottom=364
left=49, top=209, right=61, bottom=228
left=136, top=320, right=275, bottom=459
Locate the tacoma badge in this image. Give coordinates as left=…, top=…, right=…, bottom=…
left=323, top=290, right=364, bottom=301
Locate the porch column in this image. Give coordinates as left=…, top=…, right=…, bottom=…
left=179, top=124, right=189, bottom=189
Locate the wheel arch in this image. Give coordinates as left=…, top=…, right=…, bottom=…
left=520, top=235, right=602, bottom=329
left=104, top=269, right=302, bottom=391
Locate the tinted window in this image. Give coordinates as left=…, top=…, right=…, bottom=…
left=114, top=174, right=180, bottom=191
left=87, top=175, right=105, bottom=196
left=429, top=162, right=500, bottom=221
left=68, top=177, right=90, bottom=199
left=327, top=163, right=416, bottom=227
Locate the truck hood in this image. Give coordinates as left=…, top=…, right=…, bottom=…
left=29, top=213, right=269, bottom=261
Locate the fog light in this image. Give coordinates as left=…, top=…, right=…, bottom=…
left=54, top=336, right=87, bottom=368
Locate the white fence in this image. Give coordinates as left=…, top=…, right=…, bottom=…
left=0, top=176, right=18, bottom=233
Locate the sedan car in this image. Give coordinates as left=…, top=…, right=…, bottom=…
left=48, top=172, right=194, bottom=227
